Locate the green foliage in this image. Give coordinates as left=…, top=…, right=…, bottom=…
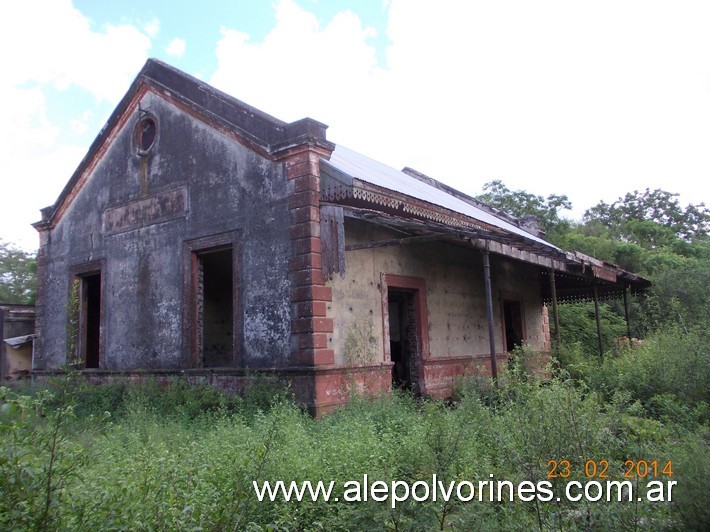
left=557, top=302, right=628, bottom=357
left=555, top=191, right=710, bottom=338
left=572, top=325, right=709, bottom=416
left=1, top=340, right=706, bottom=531
left=241, top=372, right=294, bottom=418
left=584, top=188, right=710, bottom=242
left=477, top=179, right=572, bottom=238
left=0, top=387, right=87, bottom=530
left=0, top=239, right=36, bottom=304
left=639, top=253, right=710, bottom=332
left=556, top=326, right=709, bottom=530
left=672, top=433, right=710, bottom=530
left=66, top=278, right=81, bottom=365
left=552, top=234, right=709, bottom=334
left=0, top=184, right=705, bottom=529
left=481, top=181, right=709, bottom=342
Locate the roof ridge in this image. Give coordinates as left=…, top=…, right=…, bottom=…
left=400, top=166, right=522, bottom=227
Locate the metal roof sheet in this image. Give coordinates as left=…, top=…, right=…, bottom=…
left=3, top=334, right=35, bottom=348
left=327, top=145, right=555, bottom=248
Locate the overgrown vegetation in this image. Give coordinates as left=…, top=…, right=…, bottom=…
left=1, top=327, right=707, bottom=530
left=1, top=186, right=707, bottom=529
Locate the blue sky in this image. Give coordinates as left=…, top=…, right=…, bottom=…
left=2, top=0, right=710, bottom=250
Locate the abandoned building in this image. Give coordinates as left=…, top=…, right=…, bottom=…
left=30, top=59, right=649, bottom=414
left=0, top=304, right=35, bottom=380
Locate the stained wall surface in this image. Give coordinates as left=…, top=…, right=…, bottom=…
left=35, top=91, right=293, bottom=370
left=327, top=219, right=548, bottom=366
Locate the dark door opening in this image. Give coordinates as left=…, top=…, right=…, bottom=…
left=81, top=273, right=101, bottom=368
left=388, top=289, right=418, bottom=390
left=197, top=248, right=234, bottom=367
left=503, top=299, right=524, bottom=352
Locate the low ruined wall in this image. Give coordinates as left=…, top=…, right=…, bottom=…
left=29, top=363, right=393, bottom=417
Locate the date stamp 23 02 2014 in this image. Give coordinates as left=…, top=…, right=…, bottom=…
left=547, top=459, right=674, bottom=480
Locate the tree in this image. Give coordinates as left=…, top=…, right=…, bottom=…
left=477, top=179, right=572, bottom=239
left=0, top=240, right=37, bottom=304
left=583, top=188, right=710, bottom=244
left=580, top=190, right=710, bottom=332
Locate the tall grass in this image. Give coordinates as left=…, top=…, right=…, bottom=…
left=0, top=327, right=707, bottom=530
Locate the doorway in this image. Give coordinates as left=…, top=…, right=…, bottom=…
left=388, top=289, right=417, bottom=390
left=502, top=299, right=524, bottom=352
left=195, top=248, right=234, bottom=367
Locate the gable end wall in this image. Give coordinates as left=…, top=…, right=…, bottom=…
left=35, top=90, right=295, bottom=370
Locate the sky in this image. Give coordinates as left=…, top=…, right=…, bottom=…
left=2, top=0, right=709, bottom=251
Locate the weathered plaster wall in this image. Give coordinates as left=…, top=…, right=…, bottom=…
left=36, top=91, right=293, bottom=370
left=4, top=345, right=32, bottom=375
left=327, top=219, right=547, bottom=366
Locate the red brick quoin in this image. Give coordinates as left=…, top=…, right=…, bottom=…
left=277, top=145, right=334, bottom=367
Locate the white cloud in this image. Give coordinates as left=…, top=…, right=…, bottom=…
left=0, top=0, right=152, bottom=102
left=2, top=0, right=709, bottom=251
left=0, top=82, right=86, bottom=250
left=166, top=37, right=186, bottom=58
left=143, top=17, right=160, bottom=38
left=0, top=0, right=153, bottom=249
left=70, top=110, right=94, bottom=135
left=211, top=0, right=710, bottom=218
left=212, top=0, right=381, bottom=124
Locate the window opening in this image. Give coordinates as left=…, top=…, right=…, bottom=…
left=80, top=273, right=101, bottom=368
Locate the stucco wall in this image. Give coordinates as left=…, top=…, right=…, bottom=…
left=36, top=91, right=293, bottom=370
left=327, top=218, right=548, bottom=366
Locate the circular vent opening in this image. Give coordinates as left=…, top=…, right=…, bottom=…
left=137, top=116, right=157, bottom=153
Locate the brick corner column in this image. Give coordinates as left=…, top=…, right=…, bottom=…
left=31, top=227, right=50, bottom=369
left=278, top=144, right=334, bottom=366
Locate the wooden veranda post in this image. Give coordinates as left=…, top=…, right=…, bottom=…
left=549, top=269, right=561, bottom=347
left=482, top=248, right=498, bottom=384
left=623, top=284, right=632, bottom=348
left=592, top=280, right=604, bottom=358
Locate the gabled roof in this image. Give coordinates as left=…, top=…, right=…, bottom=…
left=34, top=58, right=334, bottom=230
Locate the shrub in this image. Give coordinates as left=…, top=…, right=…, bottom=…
left=1, top=344, right=706, bottom=530
left=672, top=432, right=710, bottom=530
left=576, top=325, right=709, bottom=416
left=0, top=387, right=86, bottom=529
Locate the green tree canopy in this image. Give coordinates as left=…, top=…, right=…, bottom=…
left=0, top=240, right=37, bottom=304
left=477, top=179, right=572, bottom=239
left=583, top=188, right=710, bottom=244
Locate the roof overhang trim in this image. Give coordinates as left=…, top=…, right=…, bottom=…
left=336, top=205, right=651, bottom=303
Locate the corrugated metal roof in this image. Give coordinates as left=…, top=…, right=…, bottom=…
left=3, top=334, right=35, bottom=348
left=327, top=145, right=555, bottom=248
